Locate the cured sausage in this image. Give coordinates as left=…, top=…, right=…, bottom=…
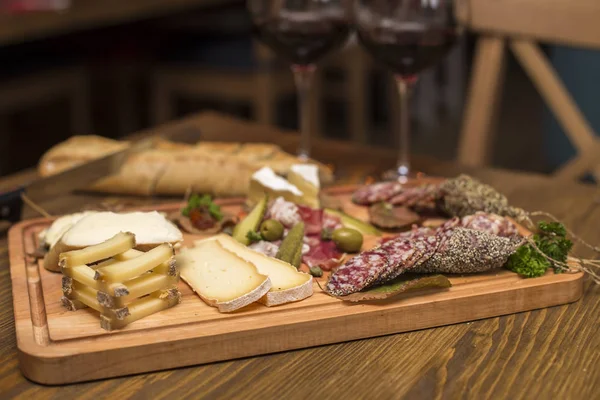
left=325, top=248, right=390, bottom=296
left=413, top=227, right=521, bottom=274
left=352, top=182, right=403, bottom=205
left=460, top=212, right=518, bottom=238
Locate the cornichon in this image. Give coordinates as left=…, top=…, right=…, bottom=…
left=324, top=208, right=381, bottom=236
left=276, top=222, right=305, bottom=267
left=232, top=195, right=268, bottom=245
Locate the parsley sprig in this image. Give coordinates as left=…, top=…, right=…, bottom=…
left=181, top=194, right=223, bottom=221
left=505, top=221, right=573, bottom=278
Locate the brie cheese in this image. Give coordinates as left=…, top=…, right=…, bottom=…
left=287, top=164, right=320, bottom=208
left=248, top=166, right=303, bottom=205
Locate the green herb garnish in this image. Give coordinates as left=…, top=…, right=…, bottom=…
left=182, top=194, right=223, bottom=221
left=246, top=230, right=263, bottom=243
left=505, top=221, right=573, bottom=278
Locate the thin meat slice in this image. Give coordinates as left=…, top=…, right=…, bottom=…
left=460, top=212, right=519, bottom=238
left=297, top=205, right=323, bottom=235
left=326, top=248, right=390, bottom=296
left=303, top=239, right=342, bottom=271
left=352, top=182, right=403, bottom=205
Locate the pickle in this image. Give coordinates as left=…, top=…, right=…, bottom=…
left=276, top=222, right=305, bottom=267
left=233, top=195, right=268, bottom=245
left=324, top=208, right=381, bottom=236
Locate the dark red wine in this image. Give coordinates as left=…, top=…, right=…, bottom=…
left=253, top=17, right=350, bottom=66
left=357, top=23, right=456, bottom=77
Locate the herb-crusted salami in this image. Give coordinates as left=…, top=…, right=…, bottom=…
left=325, top=248, right=390, bottom=296
left=352, top=182, right=403, bottom=205
left=413, top=227, right=521, bottom=274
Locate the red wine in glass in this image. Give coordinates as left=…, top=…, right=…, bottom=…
left=357, top=22, right=456, bottom=78
left=253, top=17, right=351, bottom=66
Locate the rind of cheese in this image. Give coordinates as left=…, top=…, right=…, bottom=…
left=177, top=240, right=272, bottom=312
left=100, top=288, right=181, bottom=331
left=287, top=164, right=320, bottom=209
left=210, top=234, right=313, bottom=306
left=248, top=167, right=303, bottom=206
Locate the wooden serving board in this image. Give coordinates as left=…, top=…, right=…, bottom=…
left=8, top=186, right=584, bottom=385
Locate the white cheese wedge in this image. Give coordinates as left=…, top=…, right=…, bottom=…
left=177, top=239, right=272, bottom=312
left=39, top=211, right=97, bottom=248
left=209, top=234, right=313, bottom=306
left=248, top=166, right=303, bottom=206
left=287, top=164, right=320, bottom=208
left=43, top=211, right=183, bottom=273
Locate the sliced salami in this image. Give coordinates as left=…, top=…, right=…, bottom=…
left=388, top=184, right=440, bottom=208
left=352, top=182, right=403, bottom=205
left=373, top=238, right=417, bottom=284
left=413, top=227, right=521, bottom=274
left=460, top=212, right=519, bottom=238
left=326, top=248, right=390, bottom=296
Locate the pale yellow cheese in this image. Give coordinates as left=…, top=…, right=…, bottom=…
left=177, top=239, right=272, bottom=312
left=211, top=235, right=313, bottom=306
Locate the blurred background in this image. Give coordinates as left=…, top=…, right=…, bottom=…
left=0, top=0, right=597, bottom=178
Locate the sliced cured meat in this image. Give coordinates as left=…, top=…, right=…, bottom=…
left=297, top=205, right=323, bottom=235
left=303, top=239, right=342, bottom=271
left=322, top=212, right=343, bottom=231
left=352, top=182, right=403, bottom=205
left=460, top=212, right=519, bottom=238
left=326, top=248, right=390, bottom=296
left=266, top=197, right=301, bottom=228
left=384, top=234, right=438, bottom=281
left=388, top=184, right=440, bottom=207
left=413, top=227, right=521, bottom=274
left=369, top=203, right=420, bottom=229
left=379, top=226, right=435, bottom=245
left=373, top=238, right=416, bottom=284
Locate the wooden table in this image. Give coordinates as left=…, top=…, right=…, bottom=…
left=1, top=113, right=598, bottom=398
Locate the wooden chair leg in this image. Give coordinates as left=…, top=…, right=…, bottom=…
left=457, top=36, right=506, bottom=166
left=510, top=39, right=598, bottom=180
left=255, top=72, right=275, bottom=126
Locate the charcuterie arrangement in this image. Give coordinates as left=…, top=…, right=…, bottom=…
left=32, top=165, right=597, bottom=333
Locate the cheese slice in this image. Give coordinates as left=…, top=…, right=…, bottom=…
left=248, top=167, right=303, bottom=206
left=210, top=234, right=313, bottom=306
left=287, top=164, right=320, bottom=208
left=177, top=239, right=272, bottom=312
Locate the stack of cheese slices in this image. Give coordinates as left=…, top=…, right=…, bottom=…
left=60, top=232, right=181, bottom=331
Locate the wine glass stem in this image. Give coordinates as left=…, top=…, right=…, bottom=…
left=292, top=64, right=316, bottom=160
left=395, top=76, right=416, bottom=180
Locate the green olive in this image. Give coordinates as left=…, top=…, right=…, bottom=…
left=260, top=219, right=284, bottom=241
left=332, top=228, right=363, bottom=253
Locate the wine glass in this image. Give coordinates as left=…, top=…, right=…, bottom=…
left=248, top=0, right=352, bottom=160
left=354, top=0, right=458, bottom=182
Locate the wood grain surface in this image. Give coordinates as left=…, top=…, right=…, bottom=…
left=0, top=113, right=599, bottom=398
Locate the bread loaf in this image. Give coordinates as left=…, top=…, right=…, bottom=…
left=38, top=136, right=334, bottom=196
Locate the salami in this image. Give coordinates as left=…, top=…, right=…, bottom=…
left=325, top=248, right=390, bottom=296
left=352, top=182, right=403, bottom=205
left=413, top=227, right=521, bottom=274
left=460, top=212, right=518, bottom=238
left=388, top=184, right=440, bottom=209
left=374, top=238, right=418, bottom=284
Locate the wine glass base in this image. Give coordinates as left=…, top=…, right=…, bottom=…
left=382, top=165, right=411, bottom=183
left=297, top=151, right=310, bottom=161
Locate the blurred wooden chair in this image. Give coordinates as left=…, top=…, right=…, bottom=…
left=456, top=0, right=600, bottom=180
left=150, top=41, right=305, bottom=132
